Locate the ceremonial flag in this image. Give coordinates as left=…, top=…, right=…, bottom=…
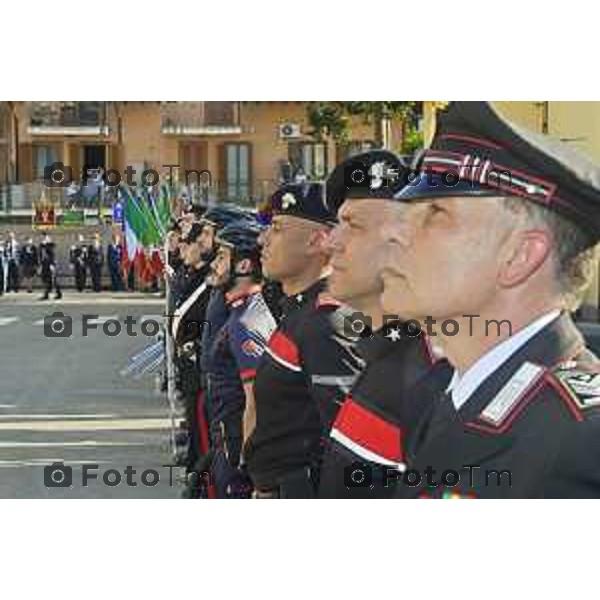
left=120, top=184, right=172, bottom=279
left=121, top=186, right=145, bottom=268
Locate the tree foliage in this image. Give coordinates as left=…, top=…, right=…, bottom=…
left=306, top=101, right=422, bottom=152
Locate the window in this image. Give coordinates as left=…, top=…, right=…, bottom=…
left=288, top=142, right=328, bottom=180
left=204, top=102, right=237, bottom=127
left=224, top=143, right=251, bottom=201
left=33, top=145, right=58, bottom=179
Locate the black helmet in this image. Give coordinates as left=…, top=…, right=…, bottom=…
left=201, top=204, right=255, bottom=231
left=215, top=220, right=264, bottom=259
left=214, top=219, right=265, bottom=285
left=199, top=204, right=254, bottom=261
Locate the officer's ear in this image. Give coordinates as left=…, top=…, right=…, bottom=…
left=307, top=225, right=334, bottom=258
left=498, top=227, right=553, bottom=288
left=236, top=257, right=253, bottom=275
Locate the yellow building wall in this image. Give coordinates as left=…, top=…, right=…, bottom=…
left=239, top=102, right=398, bottom=183
left=545, top=102, right=600, bottom=164
left=492, top=101, right=544, bottom=132
left=424, top=101, right=600, bottom=166
left=9, top=101, right=406, bottom=188
left=119, top=103, right=164, bottom=176
left=492, top=101, right=600, bottom=166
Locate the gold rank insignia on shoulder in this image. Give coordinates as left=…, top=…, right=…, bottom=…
left=553, top=368, right=600, bottom=410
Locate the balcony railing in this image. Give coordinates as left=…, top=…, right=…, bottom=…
left=0, top=178, right=280, bottom=213
left=161, top=102, right=241, bottom=135
left=28, top=102, right=109, bottom=135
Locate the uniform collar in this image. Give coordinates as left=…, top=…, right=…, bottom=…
left=446, top=310, right=561, bottom=410
left=406, top=312, right=587, bottom=481
left=226, top=284, right=262, bottom=307
left=280, top=278, right=327, bottom=316
left=356, top=326, right=408, bottom=362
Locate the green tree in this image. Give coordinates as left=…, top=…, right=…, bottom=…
left=306, top=101, right=422, bottom=153
left=306, top=103, right=349, bottom=144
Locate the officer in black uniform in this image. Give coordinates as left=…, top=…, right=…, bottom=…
left=175, top=205, right=255, bottom=497
left=20, top=237, right=39, bottom=293
left=169, top=220, right=213, bottom=482
left=87, top=233, right=103, bottom=292
left=202, top=219, right=277, bottom=498
left=172, top=222, right=212, bottom=345
left=107, top=235, right=125, bottom=292
left=69, top=234, right=88, bottom=292
left=4, top=232, right=20, bottom=293
left=0, top=233, right=5, bottom=295
left=39, top=232, right=61, bottom=300
left=380, top=101, right=600, bottom=498
left=317, top=150, right=450, bottom=498
left=244, top=182, right=364, bottom=498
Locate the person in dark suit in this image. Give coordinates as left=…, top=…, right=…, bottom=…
left=0, top=234, right=5, bottom=295
left=20, top=237, right=39, bottom=293
left=39, top=232, right=62, bottom=300
left=69, top=234, right=87, bottom=292
left=107, top=234, right=125, bottom=292
left=4, top=231, right=20, bottom=293
left=376, top=101, right=600, bottom=499
left=87, top=233, right=104, bottom=292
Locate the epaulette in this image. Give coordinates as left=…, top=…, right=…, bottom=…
left=550, top=361, right=600, bottom=412
left=239, top=293, right=277, bottom=342
left=465, top=361, right=546, bottom=434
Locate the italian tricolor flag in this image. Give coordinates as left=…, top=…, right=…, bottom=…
left=120, top=184, right=170, bottom=281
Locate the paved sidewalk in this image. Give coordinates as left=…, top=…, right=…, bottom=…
left=0, top=291, right=165, bottom=306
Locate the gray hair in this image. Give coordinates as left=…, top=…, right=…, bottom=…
left=502, top=196, right=598, bottom=310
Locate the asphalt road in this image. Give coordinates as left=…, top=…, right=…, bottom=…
left=0, top=291, right=183, bottom=498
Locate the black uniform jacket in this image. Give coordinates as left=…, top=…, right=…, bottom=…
left=245, top=278, right=364, bottom=491
left=395, top=312, right=600, bottom=499
left=173, top=264, right=211, bottom=346
left=318, top=329, right=449, bottom=498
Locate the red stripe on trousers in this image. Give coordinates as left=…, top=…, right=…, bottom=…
left=196, top=390, right=216, bottom=499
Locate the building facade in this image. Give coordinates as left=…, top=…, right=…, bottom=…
left=0, top=101, right=411, bottom=207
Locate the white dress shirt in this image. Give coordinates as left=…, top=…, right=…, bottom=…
left=446, top=311, right=560, bottom=410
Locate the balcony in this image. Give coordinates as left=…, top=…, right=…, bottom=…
left=161, top=102, right=241, bottom=135
left=28, top=102, right=110, bottom=136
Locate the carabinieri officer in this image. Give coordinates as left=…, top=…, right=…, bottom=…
left=317, top=149, right=450, bottom=498
left=381, top=101, right=600, bottom=498
left=245, top=182, right=364, bottom=498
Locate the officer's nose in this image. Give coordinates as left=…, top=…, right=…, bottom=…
left=259, top=226, right=272, bottom=249
left=380, top=207, right=415, bottom=249
left=328, top=224, right=343, bottom=253
left=258, top=228, right=267, bottom=248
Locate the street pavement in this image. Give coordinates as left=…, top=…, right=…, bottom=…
left=0, top=291, right=183, bottom=498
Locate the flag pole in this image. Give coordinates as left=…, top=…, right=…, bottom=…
left=163, top=191, right=178, bottom=459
